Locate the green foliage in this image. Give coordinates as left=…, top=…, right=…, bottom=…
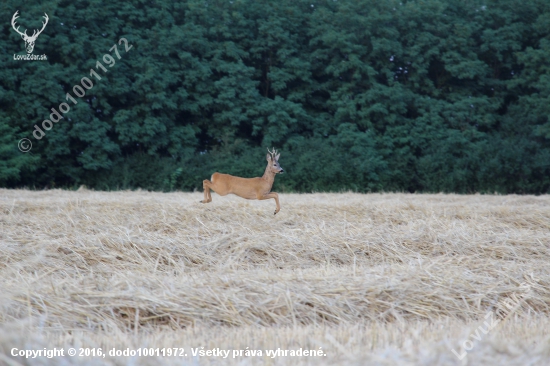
left=164, top=167, right=183, bottom=191
left=1, top=0, right=549, bottom=193
left=0, top=117, right=38, bottom=186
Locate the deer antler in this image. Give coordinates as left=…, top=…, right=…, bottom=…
left=11, top=11, right=27, bottom=38
left=11, top=11, right=48, bottom=41
left=33, top=13, right=49, bottom=39
left=267, top=147, right=279, bottom=158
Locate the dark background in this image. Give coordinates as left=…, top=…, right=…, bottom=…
left=2, top=0, right=549, bottom=193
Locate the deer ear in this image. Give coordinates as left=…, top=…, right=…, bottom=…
left=275, top=153, right=280, bottom=161
left=266, top=153, right=271, bottom=162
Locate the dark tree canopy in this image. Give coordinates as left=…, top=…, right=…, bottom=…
left=1, top=0, right=549, bottom=193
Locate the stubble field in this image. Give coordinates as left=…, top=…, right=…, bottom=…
left=1, top=189, right=549, bottom=365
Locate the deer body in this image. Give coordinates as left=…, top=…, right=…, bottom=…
left=201, top=149, right=284, bottom=214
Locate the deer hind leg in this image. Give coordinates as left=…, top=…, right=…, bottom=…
left=257, top=192, right=281, bottom=215
left=201, top=179, right=213, bottom=203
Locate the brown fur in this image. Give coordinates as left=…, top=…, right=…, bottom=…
left=200, top=149, right=284, bottom=214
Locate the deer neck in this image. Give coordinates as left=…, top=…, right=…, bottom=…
left=261, top=164, right=276, bottom=188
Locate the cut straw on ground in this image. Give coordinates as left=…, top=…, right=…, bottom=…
left=1, top=189, right=549, bottom=365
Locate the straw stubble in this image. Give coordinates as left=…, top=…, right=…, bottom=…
left=0, top=189, right=549, bottom=365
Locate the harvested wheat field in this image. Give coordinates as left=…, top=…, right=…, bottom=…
left=0, top=189, right=549, bottom=365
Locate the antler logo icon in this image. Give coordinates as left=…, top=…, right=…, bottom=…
left=11, top=10, right=49, bottom=54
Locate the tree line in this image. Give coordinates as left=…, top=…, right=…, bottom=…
left=1, top=0, right=549, bottom=193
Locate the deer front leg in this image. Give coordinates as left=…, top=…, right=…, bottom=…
left=201, top=179, right=213, bottom=203
left=258, top=192, right=280, bottom=215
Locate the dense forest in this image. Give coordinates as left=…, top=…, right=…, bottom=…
left=2, top=0, right=549, bottom=193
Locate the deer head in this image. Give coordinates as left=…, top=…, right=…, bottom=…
left=11, top=11, right=49, bottom=54
left=267, top=148, right=284, bottom=174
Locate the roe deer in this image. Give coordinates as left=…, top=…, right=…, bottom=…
left=200, top=148, right=284, bottom=214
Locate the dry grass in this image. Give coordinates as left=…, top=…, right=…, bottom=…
left=0, top=189, right=549, bottom=365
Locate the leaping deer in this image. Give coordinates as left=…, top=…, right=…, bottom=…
left=11, top=10, right=49, bottom=54
left=200, top=148, right=284, bottom=214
